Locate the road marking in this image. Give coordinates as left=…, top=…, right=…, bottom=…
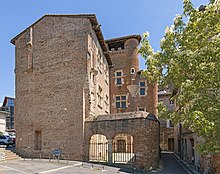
left=39, top=163, right=82, bottom=173
left=0, top=165, right=28, bottom=174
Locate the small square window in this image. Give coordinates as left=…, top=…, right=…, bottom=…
left=139, top=108, right=145, bottom=111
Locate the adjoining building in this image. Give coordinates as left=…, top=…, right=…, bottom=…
left=0, top=97, right=15, bottom=132
left=157, top=87, right=175, bottom=152
left=0, top=112, right=6, bottom=133
left=11, top=14, right=160, bottom=169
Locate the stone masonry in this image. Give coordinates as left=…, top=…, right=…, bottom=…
left=84, top=112, right=160, bottom=169
left=11, top=14, right=160, bottom=169
left=106, top=36, right=158, bottom=115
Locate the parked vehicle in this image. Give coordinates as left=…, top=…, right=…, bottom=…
left=4, top=132, right=16, bottom=146
left=0, top=134, right=13, bottom=147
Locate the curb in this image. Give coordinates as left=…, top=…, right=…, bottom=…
left=172, top=153, right=200, bottom=174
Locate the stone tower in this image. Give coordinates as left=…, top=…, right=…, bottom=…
left=106, top=35, right=158, bottom=114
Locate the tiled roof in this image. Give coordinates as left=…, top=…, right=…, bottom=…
left=85, top=111, right=159, bottom=122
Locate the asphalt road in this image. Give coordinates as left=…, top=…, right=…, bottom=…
left=0, top=152, right=188, bottom=174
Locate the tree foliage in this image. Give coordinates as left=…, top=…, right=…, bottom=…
left=139, top=0, right=220, bottom=154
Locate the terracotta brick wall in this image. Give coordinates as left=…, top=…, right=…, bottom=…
left=14, top=16, right=109, bottom=160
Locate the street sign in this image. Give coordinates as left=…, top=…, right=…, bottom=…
left=52, top=148, right=62, bottom=157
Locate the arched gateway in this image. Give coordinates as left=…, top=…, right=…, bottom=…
left=84, top=112, right=160, bottom=170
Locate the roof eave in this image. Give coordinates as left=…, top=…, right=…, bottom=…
left=105, top=35, right=142, bottom=44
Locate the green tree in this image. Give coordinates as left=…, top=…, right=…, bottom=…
left=139, top=0, right=220, bottom=153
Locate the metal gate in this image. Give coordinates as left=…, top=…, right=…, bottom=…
left=89, top=142, right=108, bottom=162
left=113, top=141, right=135, bottom=164
left=89, top=141, right=135, bottom=165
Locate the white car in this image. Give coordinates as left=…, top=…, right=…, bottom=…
left=0, top=134, right=13, bottom=147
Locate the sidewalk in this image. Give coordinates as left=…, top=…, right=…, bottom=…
left=172, top=153, right=200, bottom=174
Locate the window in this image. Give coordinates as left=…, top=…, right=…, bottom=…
left=139, top=81, right=146, bottom=96
left=131, top=68, right=135, bottom=74
left=97, top=50, right=102, bottom=73
left=104, top=63, right=109, bottom=85
left=97, top=85, right=103, bottom=108
left=7, top=99, right=14, bottom=107
left=105, top=95, right=109, bottom=111
left=167, top=119, right=174, bottom=128
left=170, top=100, right=174, bottom=105
left=115, top=95, right=127, bottom=108
left=34, top=131, right=42, bottom=150
left=115, top=70, right=123, bottom=85
left=139, top=108, right=145, bottom=111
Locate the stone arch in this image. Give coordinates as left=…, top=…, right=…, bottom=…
left=112, top=133, right=135, bottom=164
left=113, top=133, right=133, bottom=153
left=84, top=112, right=160, bottom=169
left=89, top=134, right=108, bottom=162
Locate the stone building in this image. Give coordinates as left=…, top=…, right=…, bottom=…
left=0, top=97, right=15, bottom=131
left=158, top=88, right=175, bottom=151
left=105, top=34, right=173, bottom=153
left=0, top=112, right=6, bottom=133
left=11, top=14, right=160, bottom=169
left=106, top=36, right=157, bottom=115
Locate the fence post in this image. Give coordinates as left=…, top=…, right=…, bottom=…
left=40, top=151, right=41, bottom=161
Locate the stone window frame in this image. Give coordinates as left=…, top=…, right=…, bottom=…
left=115, top=70, right=124, bottom=86
left=139, top=81, right=147, bottom=96
left=26, top=27, right=33, bottom=71
left=104, top=94, right=109, bottom=112
left=166, top=119, right=174, bottom=128
left=96, top=49, right=103, bottom=74
left=130, top=68, right=135, bottom=75
left=115, top=95, right=127, bottom=108
left=104, top=63, right=109, bottom=85
left=97, top=85, right=103, bottom=108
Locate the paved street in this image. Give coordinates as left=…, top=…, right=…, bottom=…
left=0, top=152, right=188, bottom=174
left=151, top=152, right=188, bottom=174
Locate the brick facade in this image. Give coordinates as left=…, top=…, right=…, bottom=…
left=106, top=36, right=158, bottom=115
left=12, top=15, right=110, bottom=160
left=11, top=14, right=160, bottom=169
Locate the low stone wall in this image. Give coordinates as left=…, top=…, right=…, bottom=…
left=200, top=153, right=220, bottom=174
left=84, top=112, right=160, bottom=170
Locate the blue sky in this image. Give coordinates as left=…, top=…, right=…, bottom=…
left=0, top=0, right=209, bottom=103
